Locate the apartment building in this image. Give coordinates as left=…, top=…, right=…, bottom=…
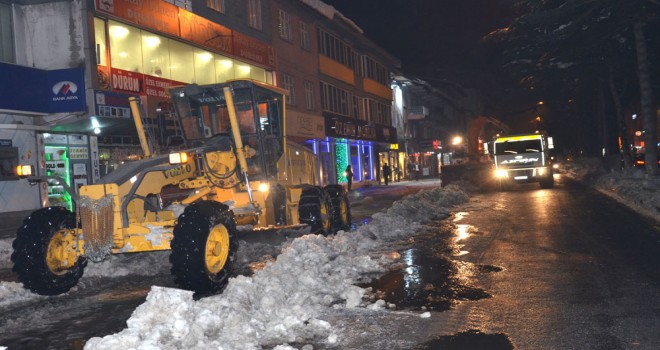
left=0, top=0, right=399, bottom=214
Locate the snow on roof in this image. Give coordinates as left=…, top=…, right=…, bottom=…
left=299, top=0, right=364, bottom=33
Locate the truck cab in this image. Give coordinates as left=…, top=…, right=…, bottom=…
left=489, top=133, right=555, bottom=189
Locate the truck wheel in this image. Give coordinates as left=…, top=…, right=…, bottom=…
left=540, top=175, right=554, bottom=189
left=324, top=184, right=352, bottom=232
left=299, top=186, right=332, bottom=235
left=11, top=207, right=86, bottom=296
left=169, top=201, right=238, bottom=294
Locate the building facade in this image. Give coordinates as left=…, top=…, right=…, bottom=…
left=0, top=0, right=400, bottom=214
left=299, top=0, right=398, bottom=187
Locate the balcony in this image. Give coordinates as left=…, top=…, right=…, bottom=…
left=407, top=106, right=428, bottom=120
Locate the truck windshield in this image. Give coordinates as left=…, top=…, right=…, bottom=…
left=494, top=139, right=543, bottom=155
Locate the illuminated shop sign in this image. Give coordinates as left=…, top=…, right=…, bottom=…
left=0, top=63, right=85, bottom=113
left=95, top=0, right=179, bottom=37
left=325, top=115, right=397, bottom=143
left=94, top=0, right=276, bottom=68
left=108, top=67, right=184, bottom=98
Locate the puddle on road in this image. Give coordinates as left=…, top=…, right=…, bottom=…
left=417, top=329, right=514, bottom=350
left=361, top=223, right=500, bottom=311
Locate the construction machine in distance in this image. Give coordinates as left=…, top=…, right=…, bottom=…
left=12, top=79, right=351, bottom=296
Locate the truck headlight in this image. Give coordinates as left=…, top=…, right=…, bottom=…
left=495, top=169, right=508, bottom=178
left=169, top=152, right=188, bottom=164
left=538, top=167, right=546, bottom=176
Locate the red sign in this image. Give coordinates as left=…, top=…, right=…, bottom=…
left=96, top=0, right=277, bottom=69
left=110, top=68, right=143, bottom=94
left=233, top=31, right=277, bottom=69
left=144, top=75, right=184, bottom=98
left=178, top=9, right=233, bottom=55
left=95, top=0, right=179, bottom=37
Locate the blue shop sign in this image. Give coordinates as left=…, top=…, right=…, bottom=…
left=48, top=68, right=86, bottom=113
left=0, top=62, right=85, bottom=114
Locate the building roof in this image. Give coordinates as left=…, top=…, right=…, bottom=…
left=298, top=0, right=364, bottom=34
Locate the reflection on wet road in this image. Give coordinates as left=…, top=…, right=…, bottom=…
left=337, top=176, right=660, bottom=350
left=362, top=222, right=498, bottom=311
left=430, top=177, right=660, bottom=349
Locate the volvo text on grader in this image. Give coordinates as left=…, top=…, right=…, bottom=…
left=12, top=80, right=351, bottom=296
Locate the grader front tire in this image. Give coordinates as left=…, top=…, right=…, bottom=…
left=11, top=207, right=86, bottom=296
left=169, top=201, right=239, bottom=294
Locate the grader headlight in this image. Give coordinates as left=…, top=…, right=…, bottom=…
left=169, top=152, right=188, bottom=165
left=16, top=164, right=34, bottom=177
left=258, top=182, right=270, bottom=193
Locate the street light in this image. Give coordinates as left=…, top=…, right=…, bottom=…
left=452, top=135, right=463, bottom=146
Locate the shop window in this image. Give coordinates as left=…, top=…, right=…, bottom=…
left=142, top=32, right=170, bottom=78
left=169, top=40, right=194, bottom=83
left=0, top=3, right=14, bottom=63
left=235, top=63, right=251, bottom=79
left=215, top=55, right=235, bottom=82
left=93, top=18, right=107, bottom=66
left=0, top=147, right=19, bottom=180
left=108, top=21, right=143, bottom=72
left=194, top=48, right=215, bottom=84
left=250, top=66, right=266, bottom=82
left=361, top=143, right=373, bottom=180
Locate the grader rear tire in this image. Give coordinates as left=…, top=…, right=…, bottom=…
left=169, top=201, right=238, bottom=294
left=324, top=184, right=352, bottom=232
left=11, top=207, right=86, bottom=296
left=299, top=186, right=332, bottom=235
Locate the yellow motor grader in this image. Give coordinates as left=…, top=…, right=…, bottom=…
left=12, top=80, right=351, bottom=295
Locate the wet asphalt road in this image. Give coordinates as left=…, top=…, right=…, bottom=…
left=2, top=176, right=660, bottom=349
left=340, top=175, right=660, bottom=349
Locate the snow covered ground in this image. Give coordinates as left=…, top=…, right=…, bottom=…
left=562, top=157, right=660, bottom=223
left=0, top=181, right=467, bottom=350
left=81, top=185, right=468, bottom=350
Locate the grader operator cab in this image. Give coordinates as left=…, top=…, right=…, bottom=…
left=12, top=80, right=351, bottom=296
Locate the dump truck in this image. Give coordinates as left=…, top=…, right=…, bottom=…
left=12, top=80, right=351, bottom=296
left=487, top=133, right=555, bottom=189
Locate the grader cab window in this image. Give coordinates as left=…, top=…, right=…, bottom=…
left=169, top=81, right=286, bottom=180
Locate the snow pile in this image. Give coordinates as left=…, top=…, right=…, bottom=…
left=84, top=185, right=468, bottom=350
left=0, top=281, right=44, bottom=308
left=563, top=158, right=660, bottom=222
left=0, top=239, right=12, bottom=269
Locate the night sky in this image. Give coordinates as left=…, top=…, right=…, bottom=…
left=321, top=0, right=514, bottom=78
left=321, top=1, right=530, bottom=133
